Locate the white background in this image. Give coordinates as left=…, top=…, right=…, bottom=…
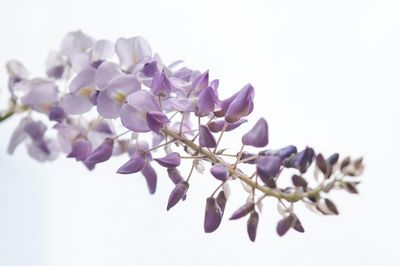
left=0, top=0, right=399, bottom=265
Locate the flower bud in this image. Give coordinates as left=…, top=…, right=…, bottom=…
left=48, top=106, right=66, bottom=122
left=224, top=84, right=254, bottom=123
left=141, top=163, right=157, bottom=194
left=216, top=190, right=227, bottom=214
left=199, top=125, right=217, bottom=148
left=229, top=202, right=254, bottom=220
left=242, top=118, right=268, bottom=148
left=204, top=197, right=223, bottom=233
left=276, top=214, right=295, bottom=237
left=247, top=211, right=259, bottom=242
left=167, top=181, right=189, bottom=211
left=208, top=119, right=247, bottom=133
left=210, top=164, right=228, bottom=182
left=67, top=139, right=92, bottom=161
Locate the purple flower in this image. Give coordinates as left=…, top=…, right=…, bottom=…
left=115, top=36, right=152, bottom=71
left=204, top=197, right=223, bottom=233
left=210, top=164, right=228, bottom=181
left=247, top=211, right=259, bottom=242
left=117, top=150, right=147, bottom=174
left=284, top=147, right=315, bottom=173
left=61, top=68, right=97, bottom=114
left=154, top=152, right=181, bottom=168
left=199, top=125, right=217, bottom=148
left=48, top=106, right=66, bottom=122
left=196, top=86, right=219, bottom=117
left=84, top=138, right=114, bottom=167
left=151, top=69, right=172, bottom=96
left=167, top=168, right=184, bottom=185
left=120, top=90, right=168, bottom=133
left=276, top=214, right=295, bottom=237
left=229, top=202, right=254, bottom=220
left=242, top=118, right=268, bottom=148
left=146, top=111, right=170, bottom=133
left=97, top=75, right=141, bottom=118
left=67, top=139, right=92, bottom=161
left=19, top=79, right=59, bottom=113
left=256, top=155, right=282, bottom=183
left=216, top=84, right=254, bottom=123
left=167, top=181, right=189, bottom=211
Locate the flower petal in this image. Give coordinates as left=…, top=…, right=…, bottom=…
left=242, top=118, right=268, bottom=148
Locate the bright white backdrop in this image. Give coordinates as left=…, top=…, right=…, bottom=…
left=0, top=0, right=399, bottom=265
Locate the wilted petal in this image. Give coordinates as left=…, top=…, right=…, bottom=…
left=67, top=139, right=92, bottom=161
left=84, top=138, right=114, bottom=165
left=199, top=125, right=217, bottom=148
left=229, top=202, right=254, bottom=220
left=210, top=164, right=228, bottom=181
left=256, top=156, right=282, bottom=183
left=117, top=150, right=147, bottom=174
left=154, top=152, right=181, bottom=168
left=225, top=84, right=254, bottom=123
left=204, top=197, right=223, bottom=233
left=208, top=119, right=247, bottom=133
left=141, top=162, right=157, bottom=194
left=166, top=181, right=189, bottom=211
left=116, top=37, right=152, bottom=70
left=242, top=118, right=268, bottom=147
left=247, top=211, right=259, bottom=242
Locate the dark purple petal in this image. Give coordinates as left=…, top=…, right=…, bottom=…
left=67, top=139, right=92, bottom=161
left=225, top=84, right=254, bottom=123
left=242, top=118, right=268, bottom=147
left=276, top=214, right=295, bottom=237
left=292, top=174, right=308, bottom=189
left=48, top=106, right=66, bottom=122
left=292, top=215, right=305, bottom=233
left=167, top=181, right=189, bottom=211
left=327, top=153, right=339, bottom=166
left=210, top=164, right=228, bottom=181
left=208, top=119, right=247, bottom=133
left=256, top=155, right=282, bottom=183
left=259, top=145, right=297, bottom=159
left=199, top=125, right=217, bottom=148
left=167, top=168, right=184, bottom=185
left=216, top=191, right=227, bottom=214
left=247, top=211, right=259, bottom=242
left=154, top=152, right=181, bottom=168
left=204, top=197, right=223, bottom=233
left=117, top=150, right=147, bottom=174
left=229, top=202, right=254, bottom=220
left=325, top=199, right=339, bottom=215
left=141, top=163, right=157, bottom=194
left=146, top=111, right=169, bottom=133
left=285, top=147, right=315, bottom=173
left=142, top=61, right=158, bottom=76
left=316, top=153, right=328, bottom=174
left=84, top=138, right=114, bottom=165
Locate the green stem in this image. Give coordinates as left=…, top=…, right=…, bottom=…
left=162, top=127, right=323, bottom=202
left=0, top=110, right=15, bottom=122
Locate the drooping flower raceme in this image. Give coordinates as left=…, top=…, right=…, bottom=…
left=0, top=30, right=365, bottom=242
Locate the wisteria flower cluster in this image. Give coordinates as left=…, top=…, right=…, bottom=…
left=0, top=31, right=364, bottom=241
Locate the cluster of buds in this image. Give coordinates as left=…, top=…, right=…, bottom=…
left=0, top=31, right=364, bottom=241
